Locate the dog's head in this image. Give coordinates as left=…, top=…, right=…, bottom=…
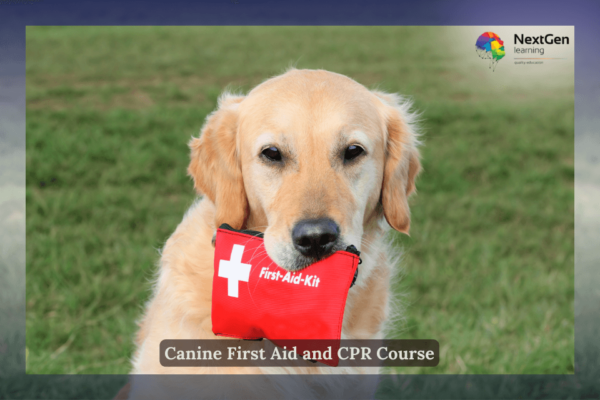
left=189, top=69, right=420, bottom=271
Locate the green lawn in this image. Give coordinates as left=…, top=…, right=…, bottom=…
left=25, top=26, right=574, bottom=375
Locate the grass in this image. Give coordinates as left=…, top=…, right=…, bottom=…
left=25, top=26, right=574, bottom=375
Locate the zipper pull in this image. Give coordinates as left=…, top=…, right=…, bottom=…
left=345, top=245, right=362, bottom=264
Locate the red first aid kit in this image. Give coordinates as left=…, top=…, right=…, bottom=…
left=211, top=224, right=360, bottom=366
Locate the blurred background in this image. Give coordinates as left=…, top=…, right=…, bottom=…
left=24, top=26, right=574, bottom=375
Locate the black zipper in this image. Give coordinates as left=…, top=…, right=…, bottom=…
left=345, top=245, right=361, bottom=288
left=219, top=223, right=265, bottom=239
left=344, top=244, right=360, bottom=258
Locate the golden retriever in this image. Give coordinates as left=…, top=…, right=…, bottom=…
left=125, top=68, right=421, bottom=399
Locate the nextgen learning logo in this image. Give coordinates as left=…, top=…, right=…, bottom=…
left=513, top=33, right=570, bottom=63
left=475, top=32, right=505, bottom=71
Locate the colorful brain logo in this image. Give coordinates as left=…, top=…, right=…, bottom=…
left=475, top=32, right=505, bottom=71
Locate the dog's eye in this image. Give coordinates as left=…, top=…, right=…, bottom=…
left=344, top=145, right=364, bottom=161
left=262, top=147, right=282, bottom=162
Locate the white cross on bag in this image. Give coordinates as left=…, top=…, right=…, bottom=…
left=218, top=244, right=252, bottom=297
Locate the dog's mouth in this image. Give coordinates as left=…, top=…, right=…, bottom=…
left=271, top=239, right=348, bottom=272
left=284, top=217, right=344, bottom=270
left=219, top=221, right=352, bottom=272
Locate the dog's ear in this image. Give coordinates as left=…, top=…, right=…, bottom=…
left=188, top=93, right=248, bottom=230
left=373, top=91, right=421, bottom=235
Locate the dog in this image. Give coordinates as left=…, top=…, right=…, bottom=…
left=125, top=68, right=421, bottom=399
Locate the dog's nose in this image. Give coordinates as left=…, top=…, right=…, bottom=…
left=292, top=218, right=340, bottom=259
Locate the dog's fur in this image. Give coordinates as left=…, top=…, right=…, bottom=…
left=127, top=69, right=420, bottom=399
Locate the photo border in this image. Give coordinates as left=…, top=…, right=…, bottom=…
left=2, top=1, right=596, bottom=398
